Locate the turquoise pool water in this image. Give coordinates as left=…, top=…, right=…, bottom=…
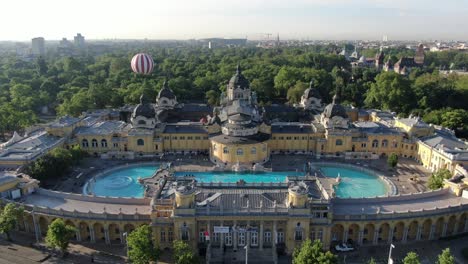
left=86, top=164, right=388, bottom=198
left=320, top=166, right=388, bottom=198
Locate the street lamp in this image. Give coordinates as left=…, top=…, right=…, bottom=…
left=388, top=244, right=395, bottom=264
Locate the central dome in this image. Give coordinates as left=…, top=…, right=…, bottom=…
left=323, top=94, right=347, bottom=118
left=133, top=94, right=156, bottom=119
left=228, top=65, right=249, bottom=90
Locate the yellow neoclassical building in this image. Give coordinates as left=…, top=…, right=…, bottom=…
left=1, top=66, right=468, bottom=263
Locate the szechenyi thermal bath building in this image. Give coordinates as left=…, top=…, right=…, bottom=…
left=0, top=66, right=468, bottom=262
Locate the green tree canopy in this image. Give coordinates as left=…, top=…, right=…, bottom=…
left=292, top=239, right=337, bottom=264
left=173, top=240, right=199, bottom=264
left=403, top=252, right=420, bottom=264
left=387, top=153, right=399, bottom=169
left=0, top=203, right=24, bottom=241
left=45, top=218, right=76, bottom=256
left=437, top=248, right=455, bottom=264
left=127, top=225, right=159, bottom=264
left=428, top=169, right=452, bottom=190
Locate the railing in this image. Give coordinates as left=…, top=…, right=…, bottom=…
left=194, top=207, right=290, bottom=215
left=196, top=182, right=289, bottom=188
left=333, top=202, right=468, bottom=221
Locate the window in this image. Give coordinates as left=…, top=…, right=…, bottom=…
left=237, top=148, right=243, bottom=155
left=213, top=232, right=220, bottom=242
left=82, top=139, right=89, bottom=148
left=203, top=136, right=208, bottom=140
left=302, top=136, right=307, bottom=140
left=160, top=231, right=166, bottom=242
left=321, top=145, right=324, bottom=151
left=155, top=145, right=158, bottom=150
left=91, top=139, right=98, bottom=148
left=238, top=231, right=245, bottom=246
left=180, top=136, right=185, bottom=140
left=113, top=143, right=118, bottom=148
left=225, top=232, right=232, bottom=246
left=251, top=231, right=258, bottom=246
left=336, top=139, right=343, bottom=146
left=294, top=137, right=299, bottom=140
left=181, top=229, right=189, bottom=241
left=195, top=136, right=201, bottom=140
left=137, top=139, right=144, bottom=146
left=138, top=120, right=146, bottom=125
left=213, top=144, right=217, bottom=151
left=382, top=139, right=388, bottom=147
left=361, top=143, right=367, bottom=148
left=251, top=147, right=256, bottom=154
left=264, top=231, right=272, bottom=243
left=295, top=223, right=303, bottom=241
left=168, top=229, right=174, bottom=242
left=279, top=137, right=284, bottom=140
left=262, top=145, right=266, bottom=152
left=392, top=140, right=398, bottom=148
left=187, top=136, right=193, bottom=140
left=272, top=137, right=276, bottom=140
left=372, top=140, right=379, bottom=148
left=277, top=231, right=284, bottom=243
left=164, top=136, right=170, bottom=140
left=286, top=137, right=292, bottom=140
left=223, top=147, right=229, bottom=154
left=199, top=231, right=206, bottom=243
left=101, top=139, right=107, bottom=148
left=172, top=136, right=178, bottom=140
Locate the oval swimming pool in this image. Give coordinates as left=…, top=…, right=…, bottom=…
left=84, top=164, right=389, bottom=198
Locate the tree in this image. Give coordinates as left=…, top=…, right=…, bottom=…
left=403, top=252, right=420, bottom=264
left=367, top=258, right=377, bottom=264
left=428, top=169, right=452, bottom=190
left=387, top=153, right=399, bottom=169
left=437, top=248, right=455, bottom=264
left=45, top=218, right=76, bottom=257
left=0, top=203, right=24, bottom=241
left=173, top=240, right=199, bottom=264
left=292, top=239, right=337, bottom=264
left=127, top=225, right=159, bottom=264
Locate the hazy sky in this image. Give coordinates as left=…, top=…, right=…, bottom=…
left=1, top=0, right=467, bottom=41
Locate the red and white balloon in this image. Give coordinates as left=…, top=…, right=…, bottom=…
left=131, top=53, right=154, bottom=75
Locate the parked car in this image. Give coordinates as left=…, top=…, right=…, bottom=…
left=335, top=243, right=354, bottom=252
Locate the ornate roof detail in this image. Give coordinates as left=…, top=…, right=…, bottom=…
left=158, top=81, right=176, bottom=100
left=228, top=64, right=249, bottom=90
left=323, top=89, right=347, bottom=119
left=303, top=79, right=321, bottom=99
left=133, top=94, right=155, bottom=119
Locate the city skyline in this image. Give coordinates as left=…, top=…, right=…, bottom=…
left=1, top=0, right=468, bottom=41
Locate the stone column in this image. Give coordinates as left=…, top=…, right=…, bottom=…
left=453, top=222, right=459, bottom=236
left=273, top=221, right=278, bottom=264
left=23, top=219, right=30, bottom=233
left=343, top=230, right=349, bottom=243
left=120, top=230, right=125, bottom=244
left=402, top=227, right=409, bottom=243
left=387, top=227, right=394, bottom=244
left=32, top=213, right=40, bottom=243
left=416, top=225, right=422, bottom=241
left=259, top=221, right=264, bottom=250
left=104, top=227, right=111, bottom=245
left=372, top=230, right=379, bottom=245
left=220, top=221, right=224, bottom=249
left=442, top=223, right=448, bottom=237
left=233, top=221, right=238, bottom=250
left=358, top=230, right=364, bottom=245
left=76, top=229, right=82, bottom=242
left=89, top=226, right=96, bottom=243
left=464, top=219, right=468, bottom=233
left=429, top=224, right=436, bottom=240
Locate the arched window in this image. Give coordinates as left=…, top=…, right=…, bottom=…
left=336, top=139, right=343, bottom=146
left=81, top=139, right=88, bottom=148
left=251, top=147, right=256, bottom=154
left=101, top=139, right=107, bottom=148
left=137, top=139, right=144, bottom=146
left=372, top=140, right=379, bottom=148
left=223, top=147, right=229, bottom=154
left=392, top=140, right=398, bottom=148
left=237, top=148, right=243, bottom=155
left=91, top=139, right=98, bottom=148
left=138, top=120, right=146, bottom=125
left=382, top=139, right=388, bottom=147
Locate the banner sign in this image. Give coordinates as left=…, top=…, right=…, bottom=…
left=214, top=226, right=230, bottom=233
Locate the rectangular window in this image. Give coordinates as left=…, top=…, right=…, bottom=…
left=199, top=231, right=205, bottom=243
left=160, top=231, right=166, bottom=242
left=286, top=137, right=292, bottom=140
left=238, top=232, right=246, bottom=246
left=251, top=232, right=258, bottom=246
left=195, top=136, right=201, bottom=140
left=182, top=230, right=189, bottom=241
left=302, top=136, right=307, bottom=140
left=295, top=230, right=303, bottom=241
left=168, top=230, right=174, bottom=242
left=264, top=232, right=272, bottom=243
left=172, top=136, right=178, bottom=140
left=203, top=136, right=208, bottom=140
left=272, top=137, right=276, bottom=140
left=294, top=137, right=299, bottom=140
left=180, top=136, right=185, bottom=140
left=213, top=232, right=220, bottom=242
left=277, top=232, right=284, bottom=243
left=225, top=232, right=232, bottom=246
left=187, top=136, right=193, bottom=140
left=113, top=143, right=118, bottom=148
left=164, top=136, right=170, bottom=140
left=361, top=143, right=366, bottom=148
left=279, top=137, right=284, bottom=140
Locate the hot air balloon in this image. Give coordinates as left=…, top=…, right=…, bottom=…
left=131, top=53, right=154, bottom=75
